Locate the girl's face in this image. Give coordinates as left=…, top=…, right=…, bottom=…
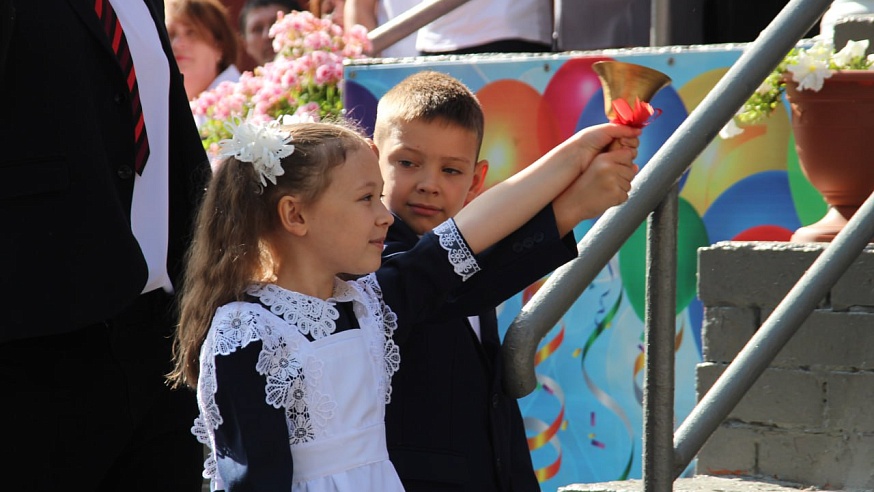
left=167, top=16, right=222, bottom=99
left=302, top=145, right=394, bottom=276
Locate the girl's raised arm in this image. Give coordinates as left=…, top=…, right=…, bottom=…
left=453, top=123, right=640, bottom=254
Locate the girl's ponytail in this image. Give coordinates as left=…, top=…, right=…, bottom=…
left=170, top=158, right=273, bottom=388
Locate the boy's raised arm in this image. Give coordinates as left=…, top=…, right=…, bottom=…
left=453, top=123, right=641, bottom=254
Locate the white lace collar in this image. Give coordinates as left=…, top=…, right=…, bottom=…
left=246, top=279, right=359, bottom=340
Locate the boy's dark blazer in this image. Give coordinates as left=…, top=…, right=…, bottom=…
left=0, top=0, right=208, bottom=342
left=383, top=208, right=577, bottom=492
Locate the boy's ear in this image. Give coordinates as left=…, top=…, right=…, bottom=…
left=366, top=138, right=380, bottom=159
left=277, top=195, right=308, bottom=236
left=464, top=159, right=489, bottom=205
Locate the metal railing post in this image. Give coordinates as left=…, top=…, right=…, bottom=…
left=643, top=184, right=678, bottom=492
left=644, top=3, right=675, bottom=490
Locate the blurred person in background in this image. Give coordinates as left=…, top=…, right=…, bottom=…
left=239, top=0, right=304, bottom=66
left=417, top=0, right=552, bottom=55
left=323, top=0, right=346, bottom=26
left=166, top=0, right=241, bottom=100
left=553, top=0, right=650, bottom=50
left=345, top=0, right=420, bottom=57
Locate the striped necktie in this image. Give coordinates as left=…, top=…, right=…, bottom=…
left=95, top=0, right=150, bottom=175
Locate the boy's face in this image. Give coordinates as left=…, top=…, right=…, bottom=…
left=377, top=118, right=487, bottom=235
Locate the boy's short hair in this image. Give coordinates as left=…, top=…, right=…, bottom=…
left=375, top=71, right=485, bottom=153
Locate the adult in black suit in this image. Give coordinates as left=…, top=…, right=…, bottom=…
left=383, top=208, right=578, bottom=492
left=0, top=1, right=209, bottom=490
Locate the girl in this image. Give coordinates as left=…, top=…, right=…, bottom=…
left=170, top=117, right=638, bottom=491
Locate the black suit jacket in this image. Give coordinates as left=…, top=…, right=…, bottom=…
left=383, top=208, right=577, bottom=492
left=0, top=0, right=208, bottom=342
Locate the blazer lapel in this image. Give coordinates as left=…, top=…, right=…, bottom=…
left=66, top=0, right=117, bottom=62
left=67, top=0, right=179, bottom=93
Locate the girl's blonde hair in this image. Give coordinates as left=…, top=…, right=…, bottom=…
left=169, top=120, right=369, bottom=388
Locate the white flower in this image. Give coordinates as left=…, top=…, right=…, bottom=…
left=719, top=117, right=744, bottom=139
left=721, top=38, right=874, bottom=140
left=806, top=39, right=834, bottom=62
left=833, top=39, right=870, bottom=67
left=280, top=113, right=317, bottom=125
left=786, top=50, right=833, bottom=91
left=218, top=112, right=295, bottom=187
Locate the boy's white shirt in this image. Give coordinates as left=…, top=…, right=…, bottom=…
left=467, top=316, right=482, bottom=342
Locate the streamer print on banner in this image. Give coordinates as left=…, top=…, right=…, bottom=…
left=522, top=279, right=567, bottom=482
left=526, top=373, right=566, bottom=482
left=580, top=268, right=635, bottom=481
left=632, top=321, right=686, bottom=405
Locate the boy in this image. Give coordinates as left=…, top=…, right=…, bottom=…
left=374, top=71, right=638, bottom=491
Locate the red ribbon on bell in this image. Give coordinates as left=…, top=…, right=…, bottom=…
left=610, top=97, right=662, bottom=128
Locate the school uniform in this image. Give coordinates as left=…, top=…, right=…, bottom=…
left=195, top=220, right=484, bottom=492
left=383, top=206, right=577, bottom=492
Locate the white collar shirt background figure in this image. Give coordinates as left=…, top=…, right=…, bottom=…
left=376, top=0, right=420, bottom=57
left=416, top=0, right=552, bottom=53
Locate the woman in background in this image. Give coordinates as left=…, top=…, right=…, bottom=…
left=167, top=0, right=241, bottom=100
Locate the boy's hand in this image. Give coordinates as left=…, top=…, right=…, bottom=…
left=567, top=123, right=643, bottom=172
left=453, top=122, right=640, bottom=254
left=553, top=145, right=639, bottom=236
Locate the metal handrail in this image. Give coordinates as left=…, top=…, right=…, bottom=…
left=501, top=0, right=847, bottom=488
left=369, top=0, right=870, bottom=485
left=366, top=0, right=469, bottom=55
left=502, top=0, right=838, bottom=399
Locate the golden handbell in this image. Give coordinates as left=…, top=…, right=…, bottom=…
left=592, top=61, right=672, bottom=120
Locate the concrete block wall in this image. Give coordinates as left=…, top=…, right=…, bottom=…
left=696, top=242, right=874, bottom=490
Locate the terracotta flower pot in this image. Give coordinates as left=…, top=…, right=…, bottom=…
left=785, top=70, right=874, bottom=242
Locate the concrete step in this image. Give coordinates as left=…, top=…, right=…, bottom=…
left=559, top=475, right=835, bottom=492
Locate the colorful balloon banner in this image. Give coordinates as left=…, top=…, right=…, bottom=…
left=345, top=45, right=811, bottom=490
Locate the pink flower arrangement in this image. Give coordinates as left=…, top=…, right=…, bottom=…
left=191, top=10, right=371, bottom=153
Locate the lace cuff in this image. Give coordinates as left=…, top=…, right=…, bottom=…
left=433, top=218, right=481, bottom=282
